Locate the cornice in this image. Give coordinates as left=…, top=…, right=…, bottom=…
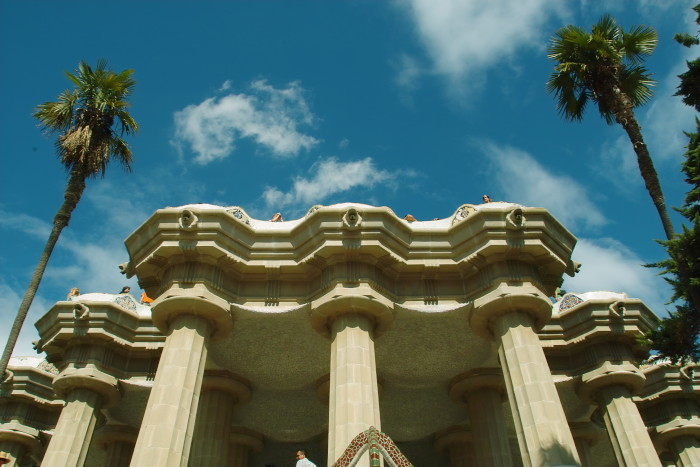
left=34, top=298, right=164, bottom=363
left=540, top=298, right=658, bottom=353
left=123, top=202, right=577, bottom=303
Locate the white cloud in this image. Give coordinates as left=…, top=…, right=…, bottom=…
left=484, top=142, right=607, bottom=231
left=0, top=282, right=51, bottom=357
left=596, top=134, right=644, bottom=193
left=173, top=80, right=319, bottom=165
left=85, top=181, right=153, bottom=232
left=0, top=189, right=144, bottom=358
left=396, top=0, right=566, bottom=89
left=643, top=60, right=697, bottom=162
left=394, top=53, right=424, bottom=92
left=563, top=237, right=671, bottom=317
left=3, top=212, right=52, bottom=239
left=0, top=209, right=138, bottom=295
left=262, top=157, right=393, bottom=209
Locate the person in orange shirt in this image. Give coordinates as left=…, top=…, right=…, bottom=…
left=140, top=292, right=154, bottom=306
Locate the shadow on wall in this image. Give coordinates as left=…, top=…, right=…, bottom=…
left=537, top=442, right=580, bottom=467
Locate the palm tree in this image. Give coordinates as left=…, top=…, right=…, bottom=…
left=546, top=15, right=674, bottom=240
left=0, top=60, right=137, bottom=380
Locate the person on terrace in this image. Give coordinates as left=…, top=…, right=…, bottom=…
left=295, top=449, right=316, bottom=467
left=67, top=287, right=80, bottom=300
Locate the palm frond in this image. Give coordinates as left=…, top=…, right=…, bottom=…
left=620, top=65, right=655, bottom=107
left=33, top=90, right=78, bottom=133
left=621, top=25, right=657, bottom=63
left=546, top=71, right=589, bottom=121
left=34, top=60, right=138, bottom=176
left=547, top=15, right=656, bottom=124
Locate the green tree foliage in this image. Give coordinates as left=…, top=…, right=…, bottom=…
left=644, top=121, right=700, bottom=364
left=547, top=15, right=675, bottom=240
left=0, top=61, right=137, bottom=380
left=642, top=4, right=700, bottom=364
left=675, top=4, right=700, bottom=112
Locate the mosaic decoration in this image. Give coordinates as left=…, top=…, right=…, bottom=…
left=227, top=207, right=250, bottom=225
left=37, top=360, right=59, bottom=375
left=332, top=426, right=413, bottom=467
left=306, top=205, right=323, bottom=217
left=114, top=294, right=138, bottom=312
left=451, top=204, right=476, bottom=225
left=558, top=293, right=584, bottom=312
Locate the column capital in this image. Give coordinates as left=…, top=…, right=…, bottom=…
left=449, top=368, right=505, bottom=405
left=652, top=417, right=700, bottom=450
left=53, top=367, right=121, bottom=408
left=93, top=424, right=137, bottom=448
left=0, top=422, right=42, bottom=452
left=151, top=286, right=232, bottom=339
left=434, top=425, right=472, bottom=452
left=577, top=362, right=646, bottom=404
left=229, top=427, right=264, bottom=453
left=470, top=283, right=552, bottom=340
left=201, top=371, right=252, bottom=406
left=311, top=283, right=393, bottom=339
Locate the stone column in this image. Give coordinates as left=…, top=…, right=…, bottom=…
left=600, top=385, right=661, bottom=466
left=0, top=423, right=42, bottom=467
left=0, top=441, right=23, bottom=467
left=449, top=369, right=513, bottom=467
left=569, top=422, right=602, bottom=467
left=42, top=367, right=120, bottom=467
left=189, top=372, right=251, bottom=467
left=471, top=287, right=580, bottom=467
left=434, top=426, right=474, bottom=467
left=660, top=453, right=678, bottom=467
left=649, top=398, right=700, bottom=467
left=228, top=427, right=264, bottom=467
left=578, top=364, right=661, bottom=467
left=328, top=313, right=382, bottom=465
left=94, top=424, right=137, bottom=467
left=130, top=291, right=232, bottom=467
left=668, top=435, right=700, bottom=467
left=311, top=287, right=393, bottom=467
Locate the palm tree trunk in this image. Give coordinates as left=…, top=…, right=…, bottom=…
left=613, top=95, right=675, bottom=240
left=611, top=94, right=700, bottom=319
left=0, top=169, right=86, bottom=380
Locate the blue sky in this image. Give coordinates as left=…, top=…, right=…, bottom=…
left=1, top=0, right=697, bottom=356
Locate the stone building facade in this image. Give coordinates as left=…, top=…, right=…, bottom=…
left=0, top=202, right=698, bottom=466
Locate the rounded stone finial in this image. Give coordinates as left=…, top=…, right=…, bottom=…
left=179, top=209, right=198, bottom=229
left=342, top=208, right=362, bottom=229
left=506, top=207, right=526, bottom=230
left=73, top=303, right=90, bottom=320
